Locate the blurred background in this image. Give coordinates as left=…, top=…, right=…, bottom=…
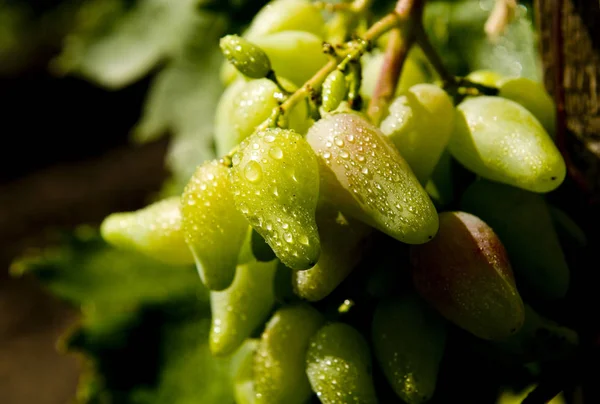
left=0, top=0, right=598, bottom=403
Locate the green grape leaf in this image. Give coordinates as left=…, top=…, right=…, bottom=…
left=10, top=228, right=238, bottom=403
left=52, top=0, right=203, bottom=89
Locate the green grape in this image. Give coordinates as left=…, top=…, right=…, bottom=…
left=360, top=49, right=431, bottom=102
left=306, top=112, right=439, bottom=244
left=411, top=211, right=525, bottom=341
left=380, top=84, right=455, bottom=185
left=254, top=303, right=325, bottom=404
left=214, top=78, right=309, bottom=157
left=220, top=35, right=272, bottom=79
left=306, top=322, right=378, bottom=404
left=460, top=179, right=570, bottom=300
left=181, top=160, right=248, bottom=291
left=465, top=69, right=504, bottom=87
left=234, top=339, right=259, bottom=404
left=293, top=202, right=372, bottom=301
left=244, top=0, right=325, bottom=41
left=498, top=77, right=556, bottom=137
left=252, top=31, right=330, bottom=87
left=230, top=128, right=321, bottom=270
left=492, top=304, right=578, bottom=362
left=321, top=69, right=348, bottom=113
left=424, top=148, right=454, bottom=207
left=372, top=294, right=446, bottom=403
left=209, top=259, right=277, bottom=356
left=100, top=196, right=194, bottom=265
left=448, top=96, right=565, bottom=193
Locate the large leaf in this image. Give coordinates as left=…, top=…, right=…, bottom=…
left=53, top=0, right=202, bottom=89
left=11, top=228, right=238, bottom=403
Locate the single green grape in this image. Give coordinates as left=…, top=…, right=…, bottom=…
left=214, top=78, right=309, bottom=157
left=321, top=70, right=348, bottom=113
left=220, top=35, right=272, bottom=79
left=380, top=84, right=455, bottom=185
left=230, top=128, right=321, bottom=270
left=209, top=259, right=277, bottom=356
left=293, top=202, right=372, bottom=301
left=372, top=294, right=446, bottom=404
left=244, top=0, right=325, bottom=41
left=100, top=196, right=194, bottom=265
left=214, top=78, right=248, bottom=154
left=460, top=179, right=570, bottom=300
left=254, top=303, right=325, bottom=404
left=252, top=31, right=330, bottom=87
left=306, top=112, right=439, bottom=244
left=411, top=211, right=525, bottom=341
left=181, top=160, right=248, bottom=291
left=306, top=322, right=378, bottom=404
left=448, top=96, right=565, bottom=193
left=498, top=76, right=556, bottom=137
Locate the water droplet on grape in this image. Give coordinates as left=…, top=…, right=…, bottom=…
left=244, top=160, right=263, bottom=183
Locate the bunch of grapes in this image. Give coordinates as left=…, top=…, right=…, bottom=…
left=99, top=0, right=578, bottom=402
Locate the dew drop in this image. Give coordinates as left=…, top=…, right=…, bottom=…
left=269, top=147, right=283, bottom=159
left=323, top=151, right=331, bottom=159
left=244, top=161, right=263, bottom=183
left=284, top=233, right=293, bottom=243
left=335, top=137, right=344, bottom=147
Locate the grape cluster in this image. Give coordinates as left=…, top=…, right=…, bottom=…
left=100, top=0, right=576, bottom=402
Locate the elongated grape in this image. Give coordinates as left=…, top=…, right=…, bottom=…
left=254, top=304, right=325, bottom=404
left=372, top=294, right=446, bottom=403
left=209, top=259, right=277, bottom=356
left=306, top=323, right=378, bottom=404
left=100, top=196, right=194, bottom=265
left=214, top=78, right=309, bottom=157
left=321, top=69, right=348, bottom=113
left=293, top=202, right=372, bottom=301
left=233, top=339, right=259, bottom=404
left=460, top=179, right=570, bottom=300
left=230, top=128, right=321, bottom=270
left=244, top=0, right=325, bottom=40
left=411, top=211, right=525, bottom=340
left=380, top=84, right=455, bottom=185
left=306, top=112, right=439, bottom=244
left=360, top=49, right=431, bottom=102
left=498, top=77, right=556, bottom=137
left=252, top=31, right=329, bottom=87
left=448, top=96, right=565, bottom=193
left=220, top=35, right=272, bottom=79
left=181, top=160, right=248, bottom=290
